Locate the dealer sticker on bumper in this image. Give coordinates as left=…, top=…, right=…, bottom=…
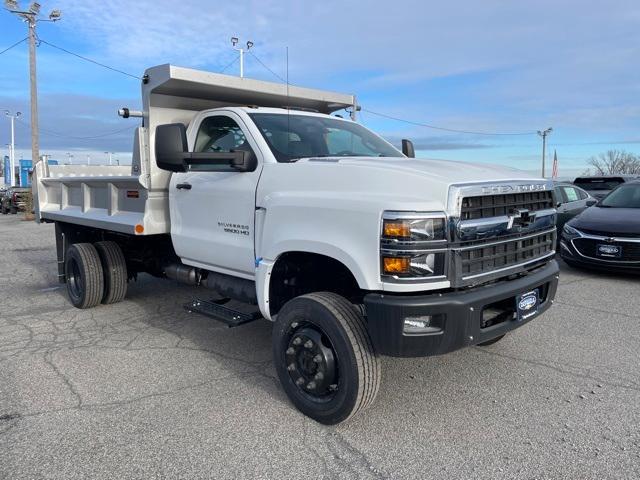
left=516, top=290, right=539, bottom=321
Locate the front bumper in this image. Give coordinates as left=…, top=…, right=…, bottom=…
left=560, top=237, right=640, bottom=272
left=364, top=260, right=559, bottom=357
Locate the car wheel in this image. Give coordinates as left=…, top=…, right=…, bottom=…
left=65, top=243, right=105, bottom=309
left=94, top=241, right=128, bottom=304
left=272, top=292, right=381, bottom=425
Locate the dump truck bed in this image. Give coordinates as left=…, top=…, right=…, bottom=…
left=34, top=64, right=355, bottom=235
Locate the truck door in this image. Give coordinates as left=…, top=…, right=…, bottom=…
left=169, top=112, right=262, bottom=278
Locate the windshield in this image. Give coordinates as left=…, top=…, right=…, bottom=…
left=574, top=177, right=625, bottom=191
left=248, top=113, right=402, bottom=162
left=599, top=184, right=640, bottom=208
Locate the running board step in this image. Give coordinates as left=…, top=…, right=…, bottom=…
left=184, top=299, right=263, bottom=327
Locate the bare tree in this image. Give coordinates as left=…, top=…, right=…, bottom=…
left=586, top=150, right=640, bottom=175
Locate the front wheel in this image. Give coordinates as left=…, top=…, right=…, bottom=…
left=272, top=292, right=381, bottom=425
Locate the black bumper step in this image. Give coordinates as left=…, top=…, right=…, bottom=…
left=184, top=299, right=263, bottom=327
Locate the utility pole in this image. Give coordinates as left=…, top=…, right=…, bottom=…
left=537, top=127, right=553, bottom=178
left=4, top=110, right=21, bottom=186
left=4, top=1, right=62, bottom=167
left=231, top=37, right=253, bottom=78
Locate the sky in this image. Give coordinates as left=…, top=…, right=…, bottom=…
left=1, top=0, right=639, bottom=178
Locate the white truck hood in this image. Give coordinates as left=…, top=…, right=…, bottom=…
left=258, top=156, right=544, bottom=215
left=307, top=156, right=533, bottom=184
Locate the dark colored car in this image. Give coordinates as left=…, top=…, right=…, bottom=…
left=0, top=187, right=31, bottom=214
left=560, top=181, right=640, bottom=272
left=573, top=175, right=640, bottom=200
left=554, top=182, right=596, bottom=232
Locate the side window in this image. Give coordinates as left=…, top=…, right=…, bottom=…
left=554, top=187, right=566, bottom=205
left=194, top=116, right=248, bottom=153
left=576, top=188, right=589, bottom=200
left=561, top=186, right=579, bottom=203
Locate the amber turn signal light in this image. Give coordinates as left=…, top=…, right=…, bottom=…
left=383, top=256, right=410, bottom=274
left=383, top=221, right=411, bottom=238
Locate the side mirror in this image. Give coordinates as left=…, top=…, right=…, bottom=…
left=401, top=139, right=415, bottom=158
left=155, top=123, right=258, bottom=173
left=586, top=199, right=597, bottom=207
left=155, top=123, right=188, bottom=172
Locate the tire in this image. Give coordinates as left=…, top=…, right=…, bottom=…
left=272, top=292, right=381, bottom=425
left=477, top=334, right=506, bottom=346
left=94, top=241, right=128, bottom=304
left=10, top=207, right=17, bottom=214
left=1, top=205, right=7, bottom=215
left=65, top=243, right=105, bottom=309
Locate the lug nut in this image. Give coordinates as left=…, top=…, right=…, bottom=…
left=306, top=381, right=316, bottom=390
left=292, top=337, right=302, bottom=346
left=291, top=322, right=299, bottom=329
left=304, top=340, right=313, bottom=349
left=313, top=354, right=323, bottom=363
left=295, top=377, right=305, bottom=386
left=287, top=363, right=296, bottom=371
left=286, top=347, right=295, bottom=355
left=329, top=384, right=338, bottom=391
left=314, top=372, right=324, bottom=380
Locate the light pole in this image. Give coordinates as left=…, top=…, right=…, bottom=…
left=231, top=37, right=253, bottom=78
left=4, top=110, right=21, bottom=186
left=4, top=1, right=62, bottom=168
left=537, top=127, right=553, bottom=178
left=104, top=151, right=113, bottom=165
left=66, top=152, right=73, bottom=165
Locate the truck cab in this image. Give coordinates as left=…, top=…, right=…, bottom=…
left=33, top=64, right=559, bottom=424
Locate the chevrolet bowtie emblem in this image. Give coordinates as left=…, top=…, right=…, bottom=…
left=507, top=208, right=535, bottom=229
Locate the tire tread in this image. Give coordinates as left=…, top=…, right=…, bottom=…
left=94, top=241, right=127, bottom=304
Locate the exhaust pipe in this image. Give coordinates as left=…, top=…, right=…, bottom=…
left=164, top=263, right=199, bottom=285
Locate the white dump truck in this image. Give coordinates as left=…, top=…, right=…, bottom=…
left=34, top=64, right=559, bottom=424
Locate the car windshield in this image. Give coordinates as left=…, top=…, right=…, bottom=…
left=248, top=113, right=402, bottom=162
left=574, top=177, right=625, bottom=191
left=599, top=184, right=640, bottom=208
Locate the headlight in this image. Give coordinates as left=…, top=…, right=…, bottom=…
left=382, top=217, right=445, bottom=241
left=381, top=212, right=447, bottom=280
left=381, top=252, right=446, bottom=277
left=562, top=224, right=581, bottom=238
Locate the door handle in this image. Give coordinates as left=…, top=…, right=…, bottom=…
left=176, top=183, right=192, bottom=190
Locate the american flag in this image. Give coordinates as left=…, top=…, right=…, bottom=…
left=551, top=150, right=558, bottom=179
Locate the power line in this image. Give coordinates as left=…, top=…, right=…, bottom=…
left=16, top=117, right=135, bottom=140
left=38, top=39, right=142, bottom=80
left=0, top=37, right=28, bottom=56
left=362, top=108, right=538, bottom=136
left=219, top=55, right=240, bottom=74
left=248, top=50, right=286, bottom=83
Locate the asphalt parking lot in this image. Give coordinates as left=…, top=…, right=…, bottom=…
left=1, top=214, right=639, bottom=480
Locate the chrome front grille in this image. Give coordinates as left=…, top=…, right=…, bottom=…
left=460, top=191, right=554, bottom=220
left=453, top=229, right=556, bottom=283
left=446, top=181, right=557, bottom=287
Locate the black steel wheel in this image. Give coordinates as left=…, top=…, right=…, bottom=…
left=65, top=243, right=104, bottom=309
left=273, top=292, right=381, bottom=425
left=94, top=240, right=128, bottom=304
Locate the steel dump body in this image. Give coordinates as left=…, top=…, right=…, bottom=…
left=34, top=64, right=356, bottom=235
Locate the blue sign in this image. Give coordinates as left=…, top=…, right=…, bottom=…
left=3, top=156, right=9, bottom=186
left=19, top=159, right=32, bottom=187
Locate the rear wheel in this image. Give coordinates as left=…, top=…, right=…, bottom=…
left=9, top=207, right=17, bottom=214
left=1, top=204, right=7, bottom=214
left=65, top=243, right=104, bottom=309
left=94, top=241, right=128, bottom=304
left=272, top=292, right=381, bottom=425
